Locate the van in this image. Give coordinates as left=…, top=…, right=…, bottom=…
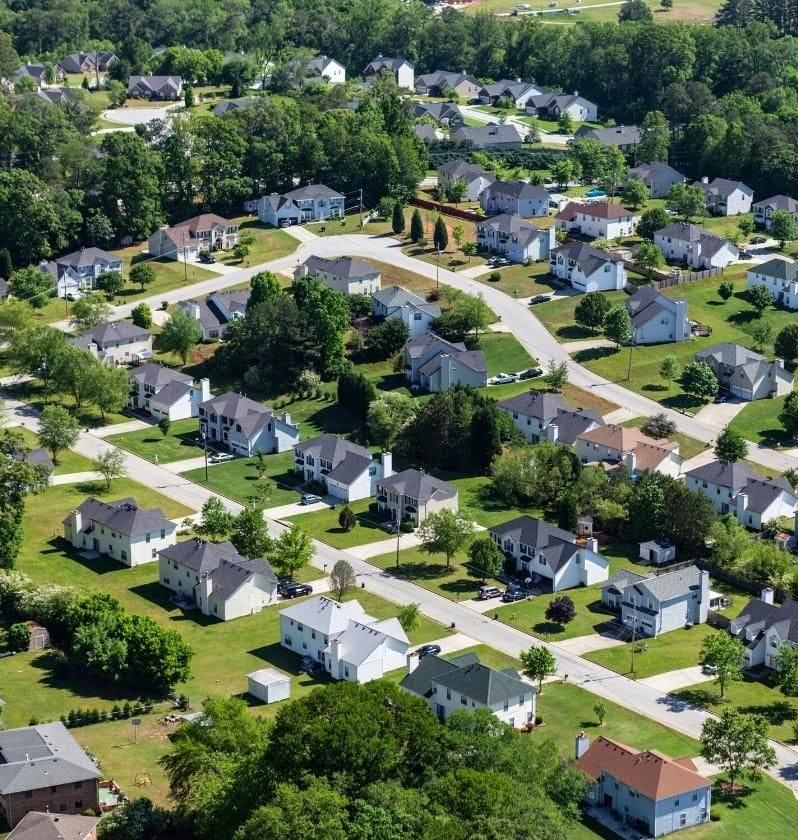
left=478, top=586, right=502, bottom=600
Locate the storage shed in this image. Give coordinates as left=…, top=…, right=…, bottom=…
left=247, top=668, right=291, bottom=704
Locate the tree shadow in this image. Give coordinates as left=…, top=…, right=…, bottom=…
left=642, top=383, right=668, bottom=392
left=738, top=700, right=797, bottom=726
left=128, top=581, right=180, bottom=613
left=659, top=393, right=705, bottom=412
left=533, top=621, right=564, bottom=635
left=712, top=780, right=753, bottom=809
left=29, top=651, right=154, bottom=703
left=572, top=347, right=620, bottom=364
left=556, top=325, right=597, bottom=340
left=670, top=687, right=718, bottom=708
left=248, top=642, right=333, bottom=686
left=706, top=300, right=725, bottom=307
left=75, top=480, right=113, bottom=496
left=45, top=537, right=125, bottom=576
left=727, top=310, right=758, bottom=326
left=305, top=403, right=358, bottom=436
left=375, top=373, right=408, bottom=392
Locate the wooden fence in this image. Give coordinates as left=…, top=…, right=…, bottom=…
left=653, top=265, right=725, bottom=289
left=410, top=196, right=484, bottom=223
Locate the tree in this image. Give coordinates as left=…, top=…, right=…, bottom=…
left=642, top=413, right=676, bottom=438
left=160, top=310, right=202, bottom=365
left=602, top=146, right=627, bottom=199
left=447, top=179, right=468, bottom=205
left=338, top=505, right=357, bottom=533
left=660, top=355, right=681, bottom=387
left=748, top=283, right=774, bottom=315
left=392, top=201, right=405, bottom=235
left=97, top=271, right=124, bottom=298
left=38, top=405, right=79, bottom=463
left=621, top=178, right=649, bottom=209
left=0, top=299, right=34, bottom=341
left=551, top=159, right=575, bottom=190
left=701, top=709, right=776, bottom=791
left=681, top=361, right=718, bottom=400
left=778, top=644, right=798, bottom=696
left=158, top=416, right=171, bottom=438
left=197, top=497, right=234, bottom=541
left=619, top=0, right=653, bottom=19
left=233, top=244, right=250, bottom=262
left=96, top=797, right=181, bottom=839
left=574, top=292, right=611, bottom=333
left=667, top=183, right=706, bottom=222
left=10, top=267, right=54, bottom=309
left=699, top=632, right=744, bottom=698
left=231, top=505, right=274, bottom=560
left=604, top=306, right=632, bottom=348
left=6, top=622, right=31, bottom=652
left=751, top=320, right=773, bottom=352
left=0, top=247, right=11, bottom=281
left=330, top=559, right=357, bottom=601
left=452, top=225, right=465, bottom=251
left=247, top=271, right=282, bottom=311
left=636, top=242, right=665, bottom=279
left=709, top=515, right=752, bottom=567
left=418, top=509, right=476, bottom=569
left=714, top=425, right=748, bottom=462
left=718, top=280, right=735, bottom=301
left=70, top=294, right=113, bottom=330
left=738, top=217, right=754, bottom=238
left=593, top=700, right=607, bottom=726
left=557, top=111, right=574, bottom=134
left=545, top=595, right=576, bottom=626
left=467, top=537, right=504, bottom=582
left=433, top=216, right=448, bottom=252
left=543, top=359, right=569, bottom=392
left=779, top=390, right=798, bottom=439
left=770, top=209, right=797, bottom=248
left=129, top=263, right=156, bottom=292
left=368, top=318, right=409, bottom=359
left=520, top=645, right=557, bottom=693
left=397, top=603, right=421, bottom=634
left=131, top=303, right=152, bottom=329
left=637, top=110, right=670, bottom=164
left=366, top=392, right=418, bottom=449
left=775, top=324, right=798, bottom=365
left=410, top=209, right=424, bottom=244
left=52, top=345, right=99, bottom=410
left=94, top=448, right=127, bottom=490
left=637, top=207, right=670, bottom=241
left=274, top=524, right=314, bottom=579
left=626, top=482, right=665, bottom=543
left=462, top=242, right=477, bottom=262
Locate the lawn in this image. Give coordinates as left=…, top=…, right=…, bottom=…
left=105, top=418, right=201, bottom=464
left=2, top=377, right=129, bottom=428
left=306, top=212, right=393, bottom=238
left=730, top=391, right=794, bottom=447
left=621, top=416, right=709, bottom=460
left=284, top=498, right=394, bottom=549
left=11, top=425, right=96, bottom=474
left=219, top=218, right=297, bottom=266
left=480, top=331, right=536, bottom=377
left=476, top=261, right=563, bottom=300
left=532, top=289, right=627, bottom=342
left=445, top=473, right=537, bottom=528
left=477, top=374, right=619, bottom=416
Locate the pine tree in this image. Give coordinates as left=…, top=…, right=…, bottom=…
left=410, top=209, right=424, bottom=244
left=433, top=216, right=448, bottom=252
left=392, top=201, right=405, bottom=235
left=0, top=247, right=12, bottom=280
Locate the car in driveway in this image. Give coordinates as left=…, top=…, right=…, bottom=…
left=209, top=452, right=234, bottom=463
left=381, top=520, right=399, bottom=534
left=529, top=294, right=551, bottom=305
left=199, top=251, right=216, bottom=264
left=416, top=644, right=442, bottom=659
left=502, top=587, right=528, bottom=603
left=492, top=372, right=519, bottom=385
left=279, top=582, right=313, bottom=599
left=714, top=392, right=730, bottom=404
left=519, top=367, right=543, bottom=380
left=298, top=655, right=324, bottom=675
left=751, top=236, right=767, bottom=244
left=300, top=493, right=322, bottom=505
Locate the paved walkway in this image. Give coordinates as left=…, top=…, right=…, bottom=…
left=602, top=407, right=641, bottom=425
left=92, top=419, right=150, bottom=437
left=262, top=499, right=329, bottom=518
left=345, top=533, right=424, bottom=559
left=282, top=225, right=319, bottom=244
left=639, top=667, right=711, bottom=694
left=51, top=471, right=102, bottom=486
left=557, top=633, right=627, bottom=655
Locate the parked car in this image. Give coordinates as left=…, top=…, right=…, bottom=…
left=751, top=236, right=767, bottom=244
left=298, top=655, right=324, bottom=674
left=280, top=582, right=313, bottom=599
left=519, top=367, right=543, bottom=380
left=209, top=452, right=234, bottom=463
left=502, top=587, right=527, bottom=603
left=300, top=493, right=322, bottom=505
left=382, top=520, right=399, bottom=534
left=494, top=256, right=510, bottom=267
left=478, top=585, right=502, bottom=600
left=529, top=294, right=551, bottom=305
left=738, top=250, right=752, bottom=260
left=714, top=392, right=730, bottom=404
left=416, top=644, right=442, bottom=659
left=199, top=251, right=216, bottom=264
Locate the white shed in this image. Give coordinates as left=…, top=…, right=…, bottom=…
left=247, top=668, right=291, bottom=704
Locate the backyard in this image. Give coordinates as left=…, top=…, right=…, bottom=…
left=219, top=219, right=297, bottom=266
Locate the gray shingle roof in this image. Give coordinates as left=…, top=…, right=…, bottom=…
left=489, top=515, right=575, bottom=551
left=477, top=213, right=547, bottom=248
left=299, top=255, right=378, bottom=279
left=284, top=183, right=344, bottom=201
left=437, top=160, right=495, bottom=184
left=295, top=433, right=371, bottom=463
left=685, top=459, right=760, bottom=489
left=576, top=124, right=641, bottom=146
left=6, top=811, right=100, bottom=840
left=130, top=363, right=193, bottom=388
left=752, top=257, right=798, bottom=282
left=400, top=652, right=479, bottom=697
left=326, top=453, right=373, bottom=485
left=200, top=392, right=274, bottom=437
left=64, top=497, right=172, bottom=537
left=734, top=598, right=798, bottom=644
left=550, top=241, right=612, bottom=276
left=633, top=564, right=704, bottom=604
left=418, top=348, right=487, bottom=375
left=452, top=124, right=523, bottom=146
left=550, top=407, right=604, bottom=445
left=694, top=342, right=766, bottom=368
left=628, top=162, right=683, bottom=182
left=365, top=56, right=413, bottom=73
left=603, top=567, right=652, bottom=593
left=487, top=179, right=549, bottom=201
left=413, top=102, right=464, bottom=124
left=404, top=331, right=466, bottom=360
left=150, top=380, right=191, bottom=406
left=52, top=247, right=117, bottom=269
left=280, top=595, right=370, bottom=635
left=434, top=659, right=530, bottom=706
left=378, top=468, right=457, bottom=504
left=739, top=477, right=795, bottom=513
left=753, top=195, right=798, bottom=213
left=75, top=320, right=150, bottom=348
left=497, top=391, right=567, bottom=422
left=372, top=285, right=428, bottom=310
left=695, top=177, right=751, bottom=198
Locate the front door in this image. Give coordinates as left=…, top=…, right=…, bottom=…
left=92, top=538, right=99, bottom=551
left=603, top=794, right=612, bottom=809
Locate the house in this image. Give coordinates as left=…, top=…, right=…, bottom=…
left=526, top=90, right=597, bottom=122
left=729, top=589, right=798, bottom=671
left=63, top=496, right=176, bottom=567
left=199, top=391, right=299, bottom=455
left=148, top=213, right=239, bottom=261
left=450, top=124, right=524, bottom=151
left=476, top=214, right=555, bottom=264
left=7, top=810, right=100, bottom=840
left=69, top=321, right=152, bottom=366
left=177, top=288, right=251, bottom=340
left=247, top=668, right=291, bottom=704
left=601, top=565, right=709, bottom=637
left=258, top=184, right=345, bottom=226
left=753, top=194, right=798, bottom=231
left=371, top=285, right=441, bottom=338
left=159, top=539, right=278, bottom=620
left=555, top=202, right=639, bottom=240
left=685, top=459, right=761, bottom=515
left=576, top=424, right=682, bottom=478
left=627, top=162, right=684, bottom=199
left=293, top=434, right=394, bottom=502
left=415, top=70, right=482, bottom=99
left=479, top=180, right=550, bottom=218
left=414, top=123, right=442, bottom=143
left=437, top=160, right=496, bottom=202
left=13, top=447, right=54, bottom=486
left=477, top=79, right=541, bottom=109
left=13, top=64, right=65, bottom=87
left=489, top=515, right=609, bottom=591
left=625, top=285, right=690, bottom=344
left=694, top=177, right=753, bottom=216
left=294, top=255, right=381, bottom=295
left=694, top=342, right=793, bottom=401
left=639, top=539, right=677, bottom=565
left=574, top=734, right=711, bottom=836
left=413, top=101, right=464, bottom=129
left=128, top=363, right=211, bottom=421
left=0, top=278, right=8, bottom=301
left=306, top=55, right=346, bottom=85
left=574, top=124, right=640, bottom=152
left=23, top=87, right=83, bottom=107
left=653, top=222, right=738, bottom=269
left=402, top=331, right=488, bottom=392
left=747, top=257, right=798, bottom=310
left=549, top=241, right=626, bottom=292
left=58, top=51, right=117, bottom=75
left=376, top=468, right=458, bottom=525
left=401, top=652, right=536, bottom=727
left=280, top=595, right=409, bottom=682
left=127, top=74, right=183, bottom=100
left=0, top=722, right=101, bottom=830
left=212, top=99, right=251, bottom=117
left=43, top=247, right=122, bottom=298
left=363, top=56, right=414, bottom=89
left=496, top=391, right=604, bottom=445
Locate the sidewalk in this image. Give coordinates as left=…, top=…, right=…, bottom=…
left=602, top=407, right=641, bottom=424
left=52, top=471, right=102, bottom=486
left=346, top=533, right=424, bottom=559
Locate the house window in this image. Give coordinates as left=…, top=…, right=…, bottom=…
left=503, top=699, right=509, bottom=711
left=164, top=577, right=170, bottom=584
left=461, top=694, right=467, bottom=705
left=680, top=814, right=687, bottom=827
left=213, top=603, right=218, bottom=614
left=25, top=791, right=33, bottom=798
left=446, top=689, right=451, bottom=700
left=771, top=637, right=778, bottom=648
left=674, top=798, right=680, bottom=806
left=161, top=529, right=166, bottom=539
left=146, top=533, right=151, bottom=543
left=284, top=635, right=292, bottom=646
left=311, top=631, right=316, bottom=639
left=121, top=550, right=127, bottom=562
left=692, top=793, right=698, bottom=801
left=344, top=666, right=350, bottom=678
left=152, top=548, right=157, bottom=558
left=298, top=624, right=303, bottom=632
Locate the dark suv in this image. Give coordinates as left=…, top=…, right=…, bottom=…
left=278, top=581, right=313, bottom=599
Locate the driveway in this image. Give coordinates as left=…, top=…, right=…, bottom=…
left=693, top=399, right=750, bottom=428
left=556, top=633, right=627, bottom=655
left=639, top=666, right=710, bottom=693
left=101, top=105, right=178, bottom=126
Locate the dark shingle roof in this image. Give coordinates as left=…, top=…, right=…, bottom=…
left=685, top=459, right=760, bottom=489
left=200, top=393, right=274, bottom=437
left=438, top=160, right=494, bottom=183
left=75, top=320, right=150, bottom=348
left=752, top=257, right=798, bottom=282
left=497, top=391, right=566, bottom=422
left=550, top=240, right=612, bottom=276
left=487, top=179, right=549, bottom=201
left=739, top=477, right=795, bottom=513
left=130, top=363, right=193, bottom=388
left=477, top=213, right=547, bottom=248
left=300, top=255, right=379, bottom=279
left=452, top=124, right=523, bottom=146
left=550, top=408, right=604, bottom=445
left=6, top=811, right=99, bottom=840
left=734, top=598, right=798, bottom=644
left=65, top=497, right=172, bottom=537
left=295, top=433, right=371, bottom=463
left=284, top=183, right=344, bottom=201
left=404, top=331, right=466, bottom=359
left=694, top=342, right=766, bottom=368
left=489, top=515, right=575, bottom=550
left=326, top=453, right=373, bottom=485
left=378, top=468, right=457, bottom=504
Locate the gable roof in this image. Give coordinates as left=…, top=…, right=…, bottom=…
left=416, top=70, right=481, bottom=90
left=452, top=124, right=523, bottom=146
left=487, top=179, right=549, bottom=201
left=550, top=408, right=604, bottom=445
left=52, top=247, right=118, bottom=269
left=130, top=363, right=193, bottom=388
left=695, top=177, right=751, bottom=198
left=378, top=468, right=457, bottom=504
left=418, top=348, right=487, bottom=376
left=364, top=56, right=413, bottom=74
left=295, top=433, right=371, bottom=463
left=633, top=564, right=705, bottom=604
left=280, top=595, right=371, bottom=635
left=299, top=255, right=378, bottom=279
left=332, top=617, right=409, bottom=666
left=73, top=320, right=150, bottom=348
left=372, top=284, right=428, bottom=310
left=306, top=55, right=343, bottom=75
left=577, top=423, right=676, bottom=453
left=477, top=213, right=547, bottom=248
left=65, top=497, right=172, bottom=537
left=625, top=285, right=681, bottom=328
left=694, top=342, right=766, bottom=369
left=497, top=390, right=567, bottom=422
left=733, top=598, right=798, bottom=644
left=200, top=392, right=278, bottom=439
left=413, top=102, right=464, bottom=124
left=685, top=458, right=760, bottom=489
left=575, top=125, right=641, bottom=146
left=568, top=201, right=635, bottom=220
left=404, top=331, right=466, bottom=359
left=551, top=240, right=613, bottom=276
left=7, top=811, right=100, bottom=840
left=438, top=160, right=495, bottom=184
left=284, top=183, right=344, bottom=201
left=739, top=476, right=796, bottom=513
left=628, top=162, right=683, bottom=182
left=753, top=194, right=798, bottom=213
left=752, top=257, right=798, bottom=282
left=128, top=74, right=181, bottom=93
left=489, top=514, right=575, bottom=550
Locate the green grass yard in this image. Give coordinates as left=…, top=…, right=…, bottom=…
left=2, top=378, right=129, bottom=428
left=621, top=416, right=709, bottom=460
left=219, top=219, right=297, bottom=265
left=480, top=331, right=535, bottom=377
left=105, top=418, right=202, bottom=464
left=476, top=261, right=562, bottom=300
left=730, top=392, right=794, bottom=447
left=284, top=498, right=393, bottom=549
left=477, top=374, right=619, bottom=416
left=11, top=426, right=96, bottom=474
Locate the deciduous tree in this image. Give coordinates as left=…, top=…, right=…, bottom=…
left=718, top=281, right=735, bottom=301
left=160, top=309, right=202, bottom=365
left=701, top=709, right=776, bottom=791
left=418, top=509, right=476, bottom=569
left=273, top=524, right=313, bottom=578
left=71, top=295, right=112, bottom=330
left=637, top=207, right=670, bottom=241
left=680, top=361, right=718, bottom=400
left=94, top=448, right=127, bottom=490
left=231, top=505, right=274, bottom=560
left=10, top=267, right=54, bottom=309
left=775, top=324, right=798, bottom=364
left=699, top=632, right=744, bottom=698
left=545, top=595, right=576, bottom=626
left=604, top=305, right=632, bottom=348
left=543, top=359, right=569, bottom=392
left=659, top=355, right=681, bottom=386
left=129, top=263, right=156, bottom=292
left=397, top=603, right=421, bottom=633
left=467, top=536, right=504, bottom=582
left=714, top=425, right=747, bottom=462
left=330, top=559, right=357, bottom=601
left=636, top=242, right=665, bottom=279
left=748, top=283, right=774, bottom=315
left=520, top=645, right=557, bottom=693
left=367, top=392, right=417, bottom=449
left=197, top=497, right=235, bottom=541
left=770, top=209, right=797, bottom=248
left=779, top=390, right=798, bottom=439
left=574, top=292, right=611, bottom=333
left=38, top=405, right=79, bottom=462
left=621, top=178, right=649, bottom=209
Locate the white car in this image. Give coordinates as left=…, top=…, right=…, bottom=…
left=209, top=452, right=235, bottom=463
left=492, top=372, right=519, bottom=385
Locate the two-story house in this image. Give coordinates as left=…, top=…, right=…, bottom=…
left=148, top=213, right=239, bottom=261
left=694, top=342, right=793, bottom=401
left=729, top=589, right=798, bottom=671
left=476, top=214, right=555, bottom=264
left=199, top=392, right=299, bottom=455
left=178, top=288, right=251, bottom=340
left=128, top=363, right=211, bottom=421
left=371, top=285, right=441, bottom=338
left=127, top=74, right=183, bottom=100
left=576, top=425, right=682, bottom=478
left=747, top=257, right=798, bottom=310
left=489, top=515, right=609, bottom=591
left=268, top=184, right=345, bottom=226
left=753, top=194, right=798, bottom=232
left=159, top=539, right=277, bottom=621
left=496, top=391, right=604, bottom=445
left=58, top=50, right=117, bottom=75
left=601, top=565, right=710, bottom=637
left=549, top=241, right=626, bottom=292
left=415, top=70, right=482, bottom=99
left=43, top=247, right=122, bottom=298
left=413, top=101, right=465, bottom=129
left=63, top=497, right=177, bottom=567
left=294, top=255, right=381, bottom=295
left=402, top=331, right=487, bottom=392
left=280, top=595, right=409, bottom=682
left=574, top=124, right=641, bottom=152
left=256, top=193, right=302, bottom=227
left=69, top=321, right=152, bottom=366
left=626, top=162, right=685, bottom=198
left=363, top=56, right=415, bottom=89
left=555, top=202, right=639, bottom=240
left=437, top=160, right=496, bottom=202
left=293, top=434, right=393, bottom=502
left=695, top=177, right=753, bottom=216
left=0, top=722, right=101, bottom=830
left=401, top=652, right=536, bottom=728
left=376, top=468, right=458, bottom=526
left=305, top=55, right=346, bottom=85
left=653, top=223, right=738, bottom=269
left=626, top=285, right=690, bottom=344
left=450, top=124, right=524, bottom=151
left=685, top=459, right=760, bottom=515
left=574, top=734, right=711, bottom=836
left=479, top=180, right=550, bottom=218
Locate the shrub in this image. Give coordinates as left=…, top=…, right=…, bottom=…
left=6, top=621, right=31, bottom=652
left=100, top=710, right=108, bottom=722
left=489, top=271, right=501, bottom=282
left=67, top=709, right=77, bottom=726
left=144, top=702, right=154, bottom=714
left=710, top=809, right=721, bottom=822
left=534, top=715, right=544, bottom=725
left=28, top=717, right=38, bottom=726
left=50, top=649, right=70, bottom=677
left=60, top=714, right=67, bottom=725
left=89, top=708, right=100, bottom=724
left=368, top=502, right=379, bottom=514
left=161, top=300, right=169, bottom=310
left=122, top=701, right=132, bottom=718
left=111, top=703, right=121, bottom=720
left=400, top=519, right=415, bottom=533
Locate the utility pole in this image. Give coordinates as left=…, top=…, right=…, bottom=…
left=358, top=188, right=363, bottom=228
left=436, top=247, right=440, bottom=290
left=182, top=230, right=188, bottom=284
left=630, top=602, right=637, bottom=677
left=627, top=339, right=633, bottom=380
left=202, top=430, right=208, bottom=482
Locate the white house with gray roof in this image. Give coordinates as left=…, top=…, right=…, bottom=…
left=549, top=241, right=626, bottom=292
left=363, top=56, right=414, bottom=89
left=654, top=222, right=739, bottom=269
left=69, top=321, right=152, bottom=365
left=476, top=214, right=555, bottom=264
left=43, top=247, right=122, bottom=298
left=480, top=180, right=550, bottom=218
left=63, top=497, right=177, bottom=567
left=526, top=90, right=597, bottom=122
left=159, top=539, right=277, bottom=621
left=478, top=79, right=541, bottom=109
left=258, top=184, right=344, bottom=226
left=280, top=595, right=410, bottom=682
left=753, top=194, right=798, bottom=231
left=694, top=342, right=793, bottom=401
left=294, top=255, right=380, bottom=295
left=601, top=565, right=710, bottom=637
left=413, top=101, right=465, bottom=129
left=415, top=70, right=482, bottom=99
left=178, top=288, right=251, bottom=339
left=695, top=177, right=753, bottom=216
left=128, top=363, right=210, bottom=421
left=747, top=258, right=798, bottom=310
left=489, top=515, right=609, bottom=591
left=496, top=391, right=604, bottom=445
left=306, top=55, right=345, bottom=84
left=293, top=434, right=393, bottom=502
left=626, top=162, right=684, bottom=198
left=450, top=124, right=524, bottom=151
left=403, top=331, right=487, bottom=392
left=625, top=285, right=689, bottom=344
left=685, top=459, right=761, bottom=515
left=401, top=652, right=536, bottom=727
left=437, top=160, right=495, bottom=201
left=371, top=285, right=441, bottom=337
left=575, top=124, right=640, bottom=152
left=199, top=392, right=299, bottom=455
left=729, top=591, right=798, bottom=671
left=127, top=74, right=182, bottom=100
left=376, top=468, right=458, bottom=525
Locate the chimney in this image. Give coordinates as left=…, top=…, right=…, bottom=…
left=736, top=491, right=748, bottom=514
left=192, top=302, right=201, bottom=321
left=71, top=508, right=82, bottom=534
left=586, top=537, right=599, bottom=554
left=617, top=125, right=624, bottom=133
left=761, top=587, right=775, bottom=605
left=775, top=357, right=785, bottom=369
left=701, top=176, right=709, bottom=184
left=381, top=451, right=393, bottom=478
left=516, top=77, right=522, bottom=84
left=200, top=377, right=211, bottom=401
left=624, top=451, right=636, bottom=473
left=281, top=411, right=292, bottom=426
left=574, top=90, right=579, bottom=97
left=575, top=732, right=590, bottom=760
left=439, top=353, right=452, bottom=392
left=406, top=651, right=420, bottom=675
